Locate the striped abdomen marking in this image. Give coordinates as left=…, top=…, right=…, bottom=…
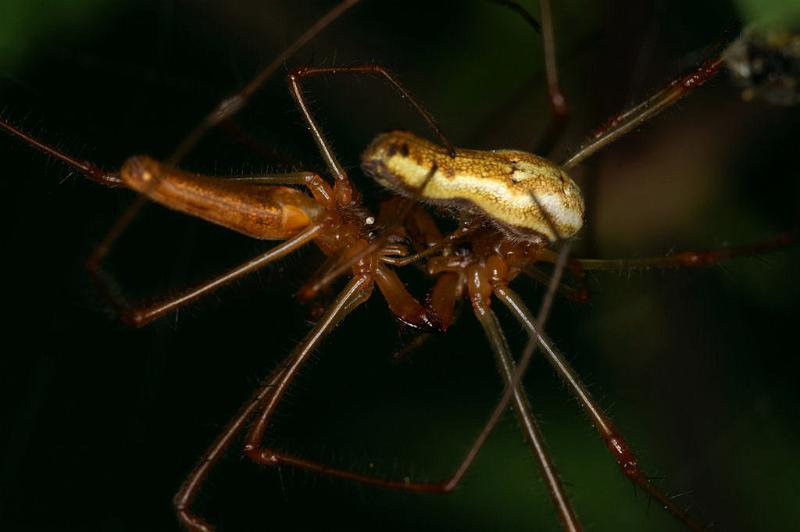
left=361, top=131, right=584, bottom=242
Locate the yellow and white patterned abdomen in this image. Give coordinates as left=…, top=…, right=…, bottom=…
left=361, top=131, right=584, bottom=242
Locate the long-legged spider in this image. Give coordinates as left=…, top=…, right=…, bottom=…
left=1, top=1, right=798, bottom=531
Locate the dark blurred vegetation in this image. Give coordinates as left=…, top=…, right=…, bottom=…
left=1, top=1, right=799, bottom=531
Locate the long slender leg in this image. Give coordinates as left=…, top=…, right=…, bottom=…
left=0, top=117, right=122, bottom=187
left=168, top=0, right=362, bottom=165
left=535, top=0, right=570, bottom=154
left=528, top=232, right=794, bottom=305
left=473, top=303, right=581, bottom=532
left=223, top=255, right=566, bottom=507
left=175, top=362, right=290, bottom=532
left=464, top=1, right=566, bottom=154
left=435, top=244, right=572, bottom=499
left=242, top=273, right=471, bottom=484
left=495, top=286, right=706, bottom=532
left=174, top=274, right=374, bottom=532
left=574, top=232, right=794, bottom=271
left=234, top=312, right=581, bottom=532
left=486, top=0, right=566, bottom=139
left=287, top=65, right=453, bottom=208
left=2, top=115, right=328, bottom=329
left=291, top=65, right=454, bottom=158
left=425, top=246, right=577, bottom=530
left=2, top=111, right=162, bottom=329
left=84, top=164, right=337, bottom=325
left=562, top=53, right=724, bottom=170
left=444, top=253, right=579, bottom=528
left=54, top=2, right=361, bottom=294
left=539, top=0, right=566, bottom=118
left=238, top=279, right=580, bottom=532
left=88, top=224, right=322, bottom=327
left=522, top=264, right=587, bottom=303
left=207, top=2, right=546, bottom=171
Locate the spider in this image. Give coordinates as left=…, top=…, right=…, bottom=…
left=1, top=1, right=798, bottom=531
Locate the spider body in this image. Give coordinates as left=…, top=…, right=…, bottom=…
left=1, top=1, right=798, bottom=532
left=362, top=130, right=584, bottom=241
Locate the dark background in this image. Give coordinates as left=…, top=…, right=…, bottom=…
left=1, top=1, right=799, bottom=531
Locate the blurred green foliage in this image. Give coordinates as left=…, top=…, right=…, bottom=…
left=735, top=0, right=800, bottom=25
left=0, top=0, right=121, bottom=71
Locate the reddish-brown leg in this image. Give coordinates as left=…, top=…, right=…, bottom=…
left=427, top=272, right=463, bottom=331
left=522, top=264, right=588, bottom=304
left=535, top=0, right=570, bottom=155
left=410, top=248, right=583, bottom=530
left=462, top=0, right=566, bottom=154
left=1, top=116, right=335, bottom=326
left=456, top=243, right=573, bottom=482
left=296, top=239, right=438, bottom=330
left=539, top=0, right=567, bottom=119
left=175, top=361, right=290, bottom=532
left=84, top=0, right=365, bottom=318
left=168, top=0, right=363, bottom=165
left=468, top=261, right=581, bottom=532
left=238, top=273, right=580, bottom=531
left=174, top=274, right=374, bottom=532
left=0, top=118, right=121, bottom=187
left=81, top=1, right=364, bottom=313
left=291, top=65, right=454, bottom=156
left=90, top=224, right=322, bottom=327
left=226, top=258, right=579, bottom=532
left=240, top=266, right=489, bottom=492
left=373, top=264, right=441, bottom=329
left=283, top=63, right=454, bottom=299
left=494, top=207, right=794, bottom=532
left=495, top=286, right=707, bottom=532
left=83, top=169, right=337, bottom=326
left=562, top=52, right=725, bottom=170
left=287, top=64, right=454, bottom=210
left=574, top=232, right=795, bottom=271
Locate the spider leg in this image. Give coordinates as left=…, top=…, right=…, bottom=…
left=496, top=286, right=707, bottom=532
left=535, top=0, right=570, bottom=154
left=89, top=224, right=321, bottom=327
left=472, top=301, right=581, bottom=532
left=574, top=232, right=795, bottom=271
left=84, top=164, right=334, bottom=326
left=0, top=117, right=121, bottom=187
left=169, top=0, right=363, bottom=165
left=563, top=53, right=724, bottom=170
left=239, top=275, right=579, bottom=532
left=287, top=64, right=453, bottom=211
left=174, top=274, right=374, bottom=532
left=2, top=114, right=333, bottom=326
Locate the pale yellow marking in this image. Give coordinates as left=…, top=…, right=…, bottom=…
left=361, top=131, right=584, bottom=241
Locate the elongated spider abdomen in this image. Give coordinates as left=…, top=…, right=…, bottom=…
left=121, top=155, right=322, bottom=240
left=361, top=130, right=584, bottom=242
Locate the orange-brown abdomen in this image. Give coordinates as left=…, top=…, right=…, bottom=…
left=121, top=156, right=322, bottom=240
